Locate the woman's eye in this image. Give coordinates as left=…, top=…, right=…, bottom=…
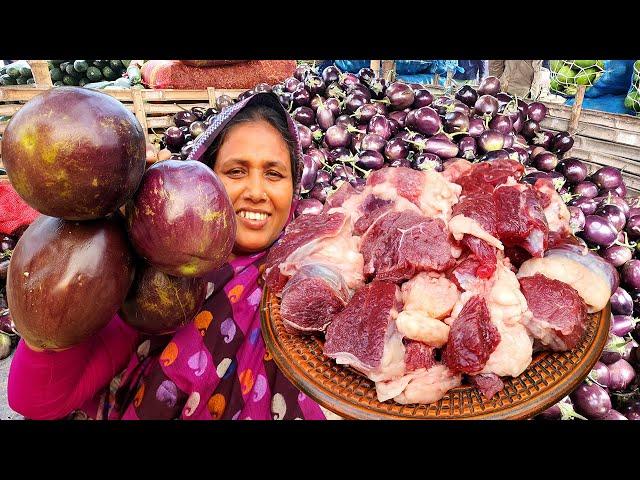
left=267, top=171, right=283, bottom=179
left=227, top=169, right=244, bottom=177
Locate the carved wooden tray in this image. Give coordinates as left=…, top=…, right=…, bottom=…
left=260, top=287, right=611, bottom=420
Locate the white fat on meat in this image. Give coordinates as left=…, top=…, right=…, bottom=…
left=418, top=170, right=462, bottom=221
left=442, top=158, right=474, bottom=183
left=481, top=318, right=533, bottom=377
left=448, top=214, right=504, bottom=250
left=517, top=256, right=610, bottom=313
left=396, top=311, right=450, bottom=348
left=279, top=208, right=365, bottom=291
left=397, top=274, right=459, bottom=346
left=402, top=273, right=460, bottom=319
left=535, top=180, right=571, bottom=233
left=375, top=364, right=462, bottom=405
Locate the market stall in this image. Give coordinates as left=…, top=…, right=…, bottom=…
left=1, top=60, right=640, bottom=420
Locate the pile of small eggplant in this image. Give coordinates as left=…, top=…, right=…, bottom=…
left=0, top=234, right=19, bottom=360
left=161, top=63, right=640, bottom=419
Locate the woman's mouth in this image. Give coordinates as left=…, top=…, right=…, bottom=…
left=237, top=210, right=271, bottom=229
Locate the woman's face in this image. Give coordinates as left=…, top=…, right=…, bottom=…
left=213, top=119, right=294, bottom=255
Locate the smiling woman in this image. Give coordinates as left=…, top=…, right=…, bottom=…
left=208, top=105, right=296, bottom=255
left=8, top=93, right=330, bottom=421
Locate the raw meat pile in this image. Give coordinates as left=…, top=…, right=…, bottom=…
left=264, top=159, right=615, bottom=405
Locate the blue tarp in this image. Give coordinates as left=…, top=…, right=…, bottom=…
left=331, top=60, right=462, bottom=76
left=566, top=94, right=635, bottom=115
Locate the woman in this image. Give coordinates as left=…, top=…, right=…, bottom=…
left=7, top=92, right=329, bottom=420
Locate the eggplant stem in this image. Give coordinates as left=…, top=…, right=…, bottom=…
left=175, top=103, right=190, bottom=113
left=558, top=402, right=588, bottom=420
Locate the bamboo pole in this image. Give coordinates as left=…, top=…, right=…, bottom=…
left=382, top=61, right=395, bottom=82
left=568, top=85, right=586, bottom=135
left=206, top=87, right=217, bottom=107
left=131, top=89, right=149, bottom=143
left=370, top=60, right=381, bottom=77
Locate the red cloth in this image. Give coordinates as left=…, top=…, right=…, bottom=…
left=141, top=60, right=296, bottom=90
left=0, top=179, right=40, bottom=236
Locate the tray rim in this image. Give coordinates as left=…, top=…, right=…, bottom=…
left=261, top=286, right=611, bottom=420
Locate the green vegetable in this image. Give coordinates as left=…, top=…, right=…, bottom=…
left=62, top=75, right=79, bottom=86
left=550, top=77, right=560, bottom=92
left=564, top=85, right=578, bottom=96
left=121, top=60, right=132, bottom=68
left=626, top=91, right=640, bottom=113
left=50, top=67, right=64, bottom=82
left=19, top=66, right=31, bottom=77
left=101, top=66, right=118, bottom=80
left=53, top=80, right=65, bottom=87
left=26, top=78, right=35, bottom=85
left=109, top=60, right=123, bottom=71
left=65, top=63, right=82, bottom=78
left=0, top=74, right=16, bottom=85
left=549, top=60, right=563, bottom=73
left=73, top=60, right=89, bottom=73
left=50, top=60, right=66, bottom=66
left=0, top=67, right=5, bottom=76
left=557, top=65, right=577, bottom=85
left=15, top=77, right=28, bottom=85
left=86, top=66, right=103, bottom=82
left=93, top=60, right=107, bottom=68
left=6, top=66, right=20, bottom=78
left=573, top=60, right=599, bottom=69
left=575, top=67, right=598, bottom=86
left=78, top=77, right=89, bottom=87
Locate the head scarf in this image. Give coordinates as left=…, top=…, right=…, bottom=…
left=102, top=93, right=326, bottom=420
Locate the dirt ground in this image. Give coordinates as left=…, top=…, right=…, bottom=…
left=0, top=351, right=23, bottom=420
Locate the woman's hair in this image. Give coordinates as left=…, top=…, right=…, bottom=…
left=205, top=104, right=297, bottom=182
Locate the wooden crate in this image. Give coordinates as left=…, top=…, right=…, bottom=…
left=0, top=84, right=244, bottom=167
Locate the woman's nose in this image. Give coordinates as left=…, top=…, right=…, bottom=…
left=243, top=174, right=267, bottom=202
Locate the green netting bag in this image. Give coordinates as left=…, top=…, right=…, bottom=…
left=624, top=60, right=640, bottom=115
left=549, top=60, right=606, bottom=96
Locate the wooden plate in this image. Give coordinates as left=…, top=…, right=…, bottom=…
left=260, top=287, right=611, bottom=420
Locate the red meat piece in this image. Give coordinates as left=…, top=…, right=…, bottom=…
left=404, top=341, right=437, bottom=372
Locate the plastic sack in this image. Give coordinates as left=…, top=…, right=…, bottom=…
left=549, top=60, right=635, bottom=98
left=0, top=178, right=40, bottom=236
left=333, top=60, right=370, bottom=73
left=624, top=60, right=640, bottom=114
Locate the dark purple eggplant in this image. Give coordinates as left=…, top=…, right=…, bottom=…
left=315, top=170, right=331, bottom=184
left=583, top=215, right=618, bottom=246
left=551, top=131, right=574, bottom=154
left=495, top=92, right=513, bottom=112
left=388, top=111, right=407, bottom=128
left=295, top=198, right=323, bottom=216
left=477, top=129, right=505, bottom=153
left=602, top=245, right=634, bottom=268
left=412, top=89, right=434, bottom=108
left=305, top=75, right=326, bottom=96
left=327, top=147, right=352, bottom=165
left=356, top=150, right=385, bottom=170
left=352, top=103, right=378, bottom=124
left=300, top=154, right=319, bottom=193
left=325, top=82, right=346, bottom=99
left=458, top=136, right=477, bottom=160
left=335, top=114, right=355, bottom=129
left=388, top=118, right=401, bottom=136
left=277, top=92, right=293, bottom=109
left=324, top=97, right=341, bottom=117
left=316, top=105, right=335, bottom=131
left=596, top=204, right=626, bottom=232
left=611, top=315, right=640, bottom=337
left=309, top=182, right=332, bottom=203
left=591, top=166, right=623, bottom=190
left=474, top=95, right=499, bottom=116
left=444, top=111, right=470, bottom=134
left=360, top=133, right=386, bottom=153
left=412, top=107, right=442, bottom=136
left=527, top=102, right=547, bottom=122
left=284, top=77, right=301, bottom=93
left=348, top=83, right=371, bottom=101
left=611, top=287, right=634, bottom=315
left=383, top=137, right=409, bottom=161
left=488, top=114, right=513, bottom=135
left=293, top=106, right=315, bottom=126
left=188, top=121, right=206, bottom=139
left=533, top=130, right=555, bottom=149
left=521, top=119, right=540, bottom=139
left=296, top=124, right=312, bottom=150
left=478, top=76, right=501, bottom=96
left=538, top=396, right=586, bottom=420
left=572, top=181, right=599, bottom=199
left=344, top=93, right=367, bottom=113
left=510, top=146, right=529, bottom=164
left=322, top=65, right=341, bottom=84
left=387, top=158, right=412, bottom=169
left=174, top=111, right=198, bottom=128
left=294, top=64, right=312, bottom=81
left=385, top=81, right=415, bottom=110
left=601, top=409, right=629, bottom=420
left=292, top=84, right=311, bottom=107
left=557, top=158, right=588, bottom=183
left=468, top=117, right=486, bottom=137
left=569, top=196, right=598, bottom=216
left=424, top=133, right=459, bottom=159
left=324, top=125, right=351, bottom=149
left=368, top=114, right=393, bottom=140
left=1, top=236, right=16, bottom=251
left=608, top=358, right=636, bottom=391
left=570, top=382, right=611, bottom=419
left=589, top=361, right=611, bottom=388
left=534, top=152, right=559, bottom=172
left=338, top=72, right=360, bottom=89
left=164, top=126, right=185, bottom=150
left=412, top=153, right=443, bottom=172
left=455, top=85, right=478, bottom=107
left=356, top=67, right=374, bottom=83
